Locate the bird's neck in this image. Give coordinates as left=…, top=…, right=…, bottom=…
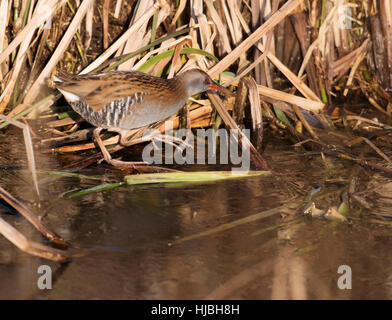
left=168, top=74, right=190, bottom=101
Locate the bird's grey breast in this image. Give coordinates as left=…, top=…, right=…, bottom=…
left=119, top=93, right=187, bottom=129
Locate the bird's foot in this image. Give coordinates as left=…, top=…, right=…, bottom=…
left=94, top=128, right=147, bottom=167
left=150, top=134, right=193, bottom=151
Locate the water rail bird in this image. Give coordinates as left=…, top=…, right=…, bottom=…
left=53, top=69, right=232, bottom=167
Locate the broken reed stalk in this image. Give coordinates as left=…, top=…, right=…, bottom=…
left=257, top=85, right=323, bottom=112
left=208, top=92, right=270, bottom=171
left=0, top=216, right=70, bottom=262
left=244, top=77, right=263, bottom=150
left=0, top=115, right=40, bottom=198
left=0, top=186, right=68, bottom=247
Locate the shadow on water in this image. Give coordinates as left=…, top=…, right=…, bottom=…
left=1, top=126, right=392, bottom=299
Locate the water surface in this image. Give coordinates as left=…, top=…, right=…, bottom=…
left=0, top=127, right=391, bottom=299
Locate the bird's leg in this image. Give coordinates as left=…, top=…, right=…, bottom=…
left=93, top=127, right=113, bottom=163
left=93, top=128, right=146, bottom=167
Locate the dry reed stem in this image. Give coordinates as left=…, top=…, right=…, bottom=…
left=234, top=1, right=250, bottom=34
left=0, top=11, right=36, bottom=111
left=0, top=0, right=64, bottom=113
left=298, top=1, right=339, bottom=78
left=0, top=0, right=9, bottom=79
left=27, top=93, right=62, bottom=119
left=224, top=0, right=242, bottom=46
left=0, top=186, right=67, bottom=246
left=244, top=77, right=263, bottom=150
left=208, top=92, right=270, bottom=171
left=171, top=0, right=187, bottom=27
left=226, top=29, right=273, bottom=87
left=291, top=103, right=319, bottom=141
left=0, top=81, right=13, bottom=114
left=117, top=28, right=149, bottom=70
left=6, top=93, right=59, bottom=120
left=208, top=0, right=301, bottom=78
left=23, top=0, right=95, bottom=106
left=84, top=0, right=94, bottom=50
left=0, top=216, right=69, bottom=262
left=367, top=96, right=390, bottom=116
left=0, top=115, right=40, bottom=198
left=343, top=52, right=366, bottom=96
left=114, top=0, right=123, bottom=18
left=204, top=0, right=232, bottom=53
left=103, top=0, right=110, bottom=50
left=117, top=0, right=154, bottom=70
left=257, top=85, right=323, bottom=112
left=46, top=117, right=83, bottom=128
left=360, top=137, right=392, bottom=164
left=254, top=41, right=322, bottom=102
left=244, top=77, right=262, bottom=131
left=192, top=0, right=214, bottom=55
left=344, top=115, right=387, bottom=127
left=0, top=0, right=64, bottom=65
left=81, top=1, right=163, bottom=74
left=333, top=38, right=369, bottom=79
left=168, top=39, right=192, bottom=78
left=232, top=79, right=248, bottom=123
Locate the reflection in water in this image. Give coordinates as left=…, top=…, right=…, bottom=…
left=0, top=130, right=392, bottom=299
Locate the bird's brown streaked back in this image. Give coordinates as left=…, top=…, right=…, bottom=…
left=53, top=71, right=180, bottom=112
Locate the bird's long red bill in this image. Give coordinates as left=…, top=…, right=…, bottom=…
left=208, top=82, right=233, bottom=96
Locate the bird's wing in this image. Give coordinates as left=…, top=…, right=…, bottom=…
left=53, top=72, right=152, bottom=112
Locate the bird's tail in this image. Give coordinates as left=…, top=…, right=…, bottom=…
left=52, top=70, right=75, bottom=85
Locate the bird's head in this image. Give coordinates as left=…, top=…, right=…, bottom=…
left=177, top=69, right=233, bottom=98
